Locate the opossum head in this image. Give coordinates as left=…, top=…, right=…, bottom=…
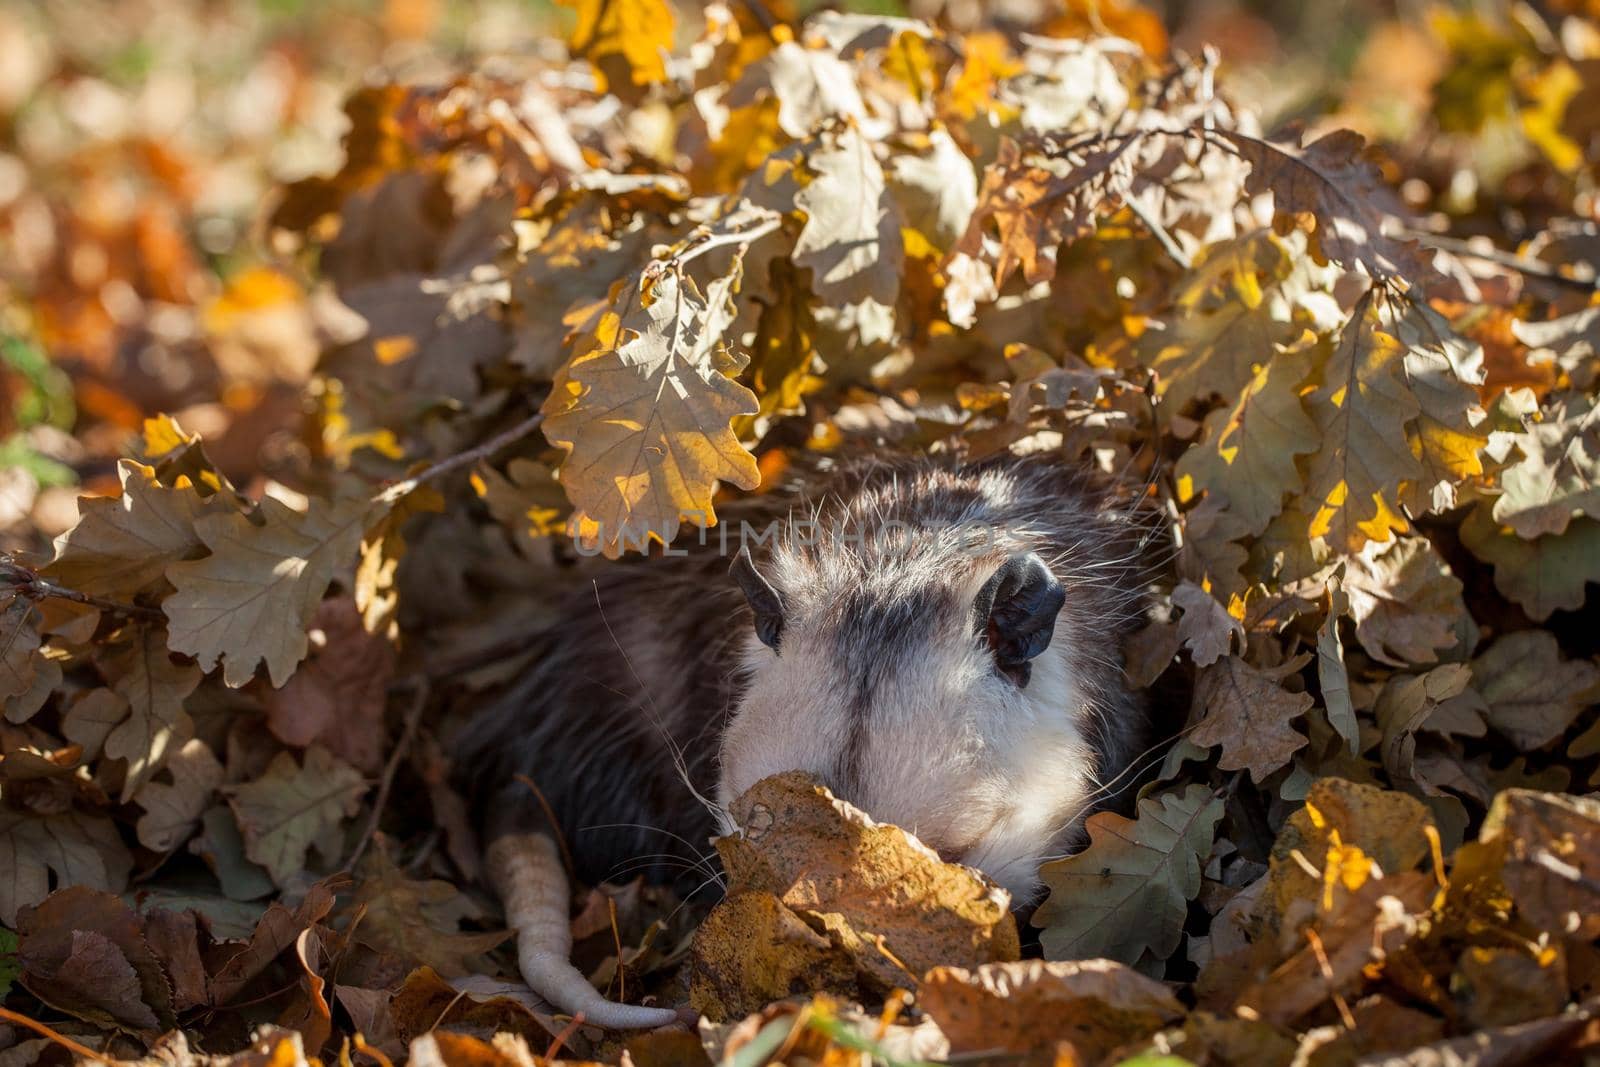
left=716, top=539, right=1102, bottom=905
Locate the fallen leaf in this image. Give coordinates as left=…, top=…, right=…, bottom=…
left=226, top=747, right=367, bottom=887
left=164, top=491, right=374, bottom=687
left=794, top=124, right=903, bottom=344
left=712, top=772, right=1020, bottom=996
left=44, top=460, right=218, bottom=599
left=1034, top=784, right=1224, bottom=965
left=1470, top=631, right=1600, bottom=750
left=349, top=845, right=508, bottom=978
left=541, top=253, right=763, bottom=555
left=919, top=959, right=1184, bottom=1067
left=689, top=890, right=857, bottom=1021
left=134, top=738, right=225, bottom=852
left=263, top=596, right=396, bottom=774
left=1190, top=655, right=1313, bottom=781
left=0, top=811, right=133, bottom=927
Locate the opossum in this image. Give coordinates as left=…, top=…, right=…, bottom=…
left=453, top=452, right=1160, bottom=1028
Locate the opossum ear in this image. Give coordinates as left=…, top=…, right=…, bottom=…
left=731, top=546, right=785, bottom=653
left=973, top=552, right=1065, bottom=688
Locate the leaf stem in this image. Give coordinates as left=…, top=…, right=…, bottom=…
left=371, top=411, right=546, bottom=507
left=0, top=1005, right=123, bottom=1065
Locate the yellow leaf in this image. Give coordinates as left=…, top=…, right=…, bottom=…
left=541, top=259, right=761, bottom=556
left=561, top=0, right=677, bottom=87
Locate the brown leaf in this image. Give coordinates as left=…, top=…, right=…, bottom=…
left=1190, top=654, right=1313, bottom=781
left=226, top=747, right=367, bottom=887
left=44, top=460, right=218, bottom=600
left=1470, top=631, right=1600, bottom=750
left=1478, top=790, right=1600, bottom=941
left=133, top=738, right=224, bottom=852
left=1343, top=535, right=1472, bottom=668
left=689, top=890, right=857, bottom=1021
left=1217, top=127, right=1428, bottom=282
left=142, top=908, right=210, bottom=1011
left=349, top=845, right=508, bottom=978
left=0, top=812, right=133, bottom=927
left=919, top=959, right=1183, bottom=1067
left=164, top=491, right=373, bottom=687
left=714, top=773, right=1019, bottom=995
left=1231, top=872, right=1432, bottom=1027
left=208, top=882, right=337, bottom=1006
left=1264, top=778, right=1434, bottom=925
left=100, top=625, right=203, bottom=801
left=17, top=887, right=173, bottom=1033
left=263, top=596, right=396, bottom=774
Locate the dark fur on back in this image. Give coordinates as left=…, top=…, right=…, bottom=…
left=452, top=452, right=1162, bottom=890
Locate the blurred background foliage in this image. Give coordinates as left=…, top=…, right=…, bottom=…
left=2, top=0, right=1596, bottom=550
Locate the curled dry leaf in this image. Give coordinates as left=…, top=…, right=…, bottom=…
left=1189, top=655, right=1314, bottom=780
left=164, top=492, right=373, bottom=687
left=919, top=959, right=1184, bottom=1067
left=225, top=746, right=367, bottom=887
left=540, top=252, right=763, bottom=556
left=700, top=771, right=1019, bottom=1012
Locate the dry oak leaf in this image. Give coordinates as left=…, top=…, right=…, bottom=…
left=689, top=890, right=858, bottom=1022
left=1317, top=578, right=1359, bottom=754
left=795, top=123, right=904, bottom=345
left=1140, top=231, right=1301, bottom=414
left=16, top=887, right=173, bottom=1034
left=1174, top=340, right=1320, bottom=537
left=1302, top=291, right=1420, bottom=553
left=1230, top=871, right=1433, bottom=1027
left=0, top=810, right=133, bottom=927
left=919, top=959, right=1183, bottom=1067
left=1471, top=630, right=1600, bottom=750
left=350, top=845, right=508, bottom=978
left=1217, top=127, right=1428, bottom=282
left=44, top=459, right=219, bottom=600
left=1189, top=654, right=1313, bottom=781
left=264, top=596, right=396, bottom=774
left=163, top=490, right=373, bottom=687
left=1170, top=580, right=1242, bottom=667
left=1033, top=784, right=1224, bottom=966
left=100, top=625, right=204, bottom=802
left=133, top=738, right=225, bottom=853
left=226, top=746, right=367, bottom=887
left=714, top=772, right=1020, bottom=994
left=1342, top=534, right=1471, bottom=668
left=1479, top=789, right=1600, bottom=941
left=1514, top=306, right=1600, bottom=389
left=729, top=40, right=869, bottom=141
left=1492, top=392, right=1600, bottom=538
left=1264, top=777, right=1433, bottom=925
left=1458, top=505, right=1600, bottom=621
left=956, top=135, right=1139, bottom=292
left=541, top=260, right=762, bottom=556
left=561, top=0, right=674, bottom=86
left=0, top=594, right=45, bottom=711
left=1388, top=299, right=1488, bottom=516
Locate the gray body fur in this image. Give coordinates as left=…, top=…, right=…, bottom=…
left=454, top=452, right=1157, bottom=899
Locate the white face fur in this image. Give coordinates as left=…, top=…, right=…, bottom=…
left=715, top=551, right=1099, bottom=905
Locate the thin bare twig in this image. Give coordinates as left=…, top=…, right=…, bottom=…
left=0, top=1005, right=122, bottom=1064
left=372, top=411, right=546, bottom=507
left=346, top=678, right=431, bottom=871
left=1126, top=195, right=1192, bottom=269
left=1399, top=229, right=1600, bottom=293
left=1, top=557, right=164, bottom=621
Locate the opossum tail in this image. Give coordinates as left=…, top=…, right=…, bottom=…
left=485, top=832, right=678, bottom=1030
